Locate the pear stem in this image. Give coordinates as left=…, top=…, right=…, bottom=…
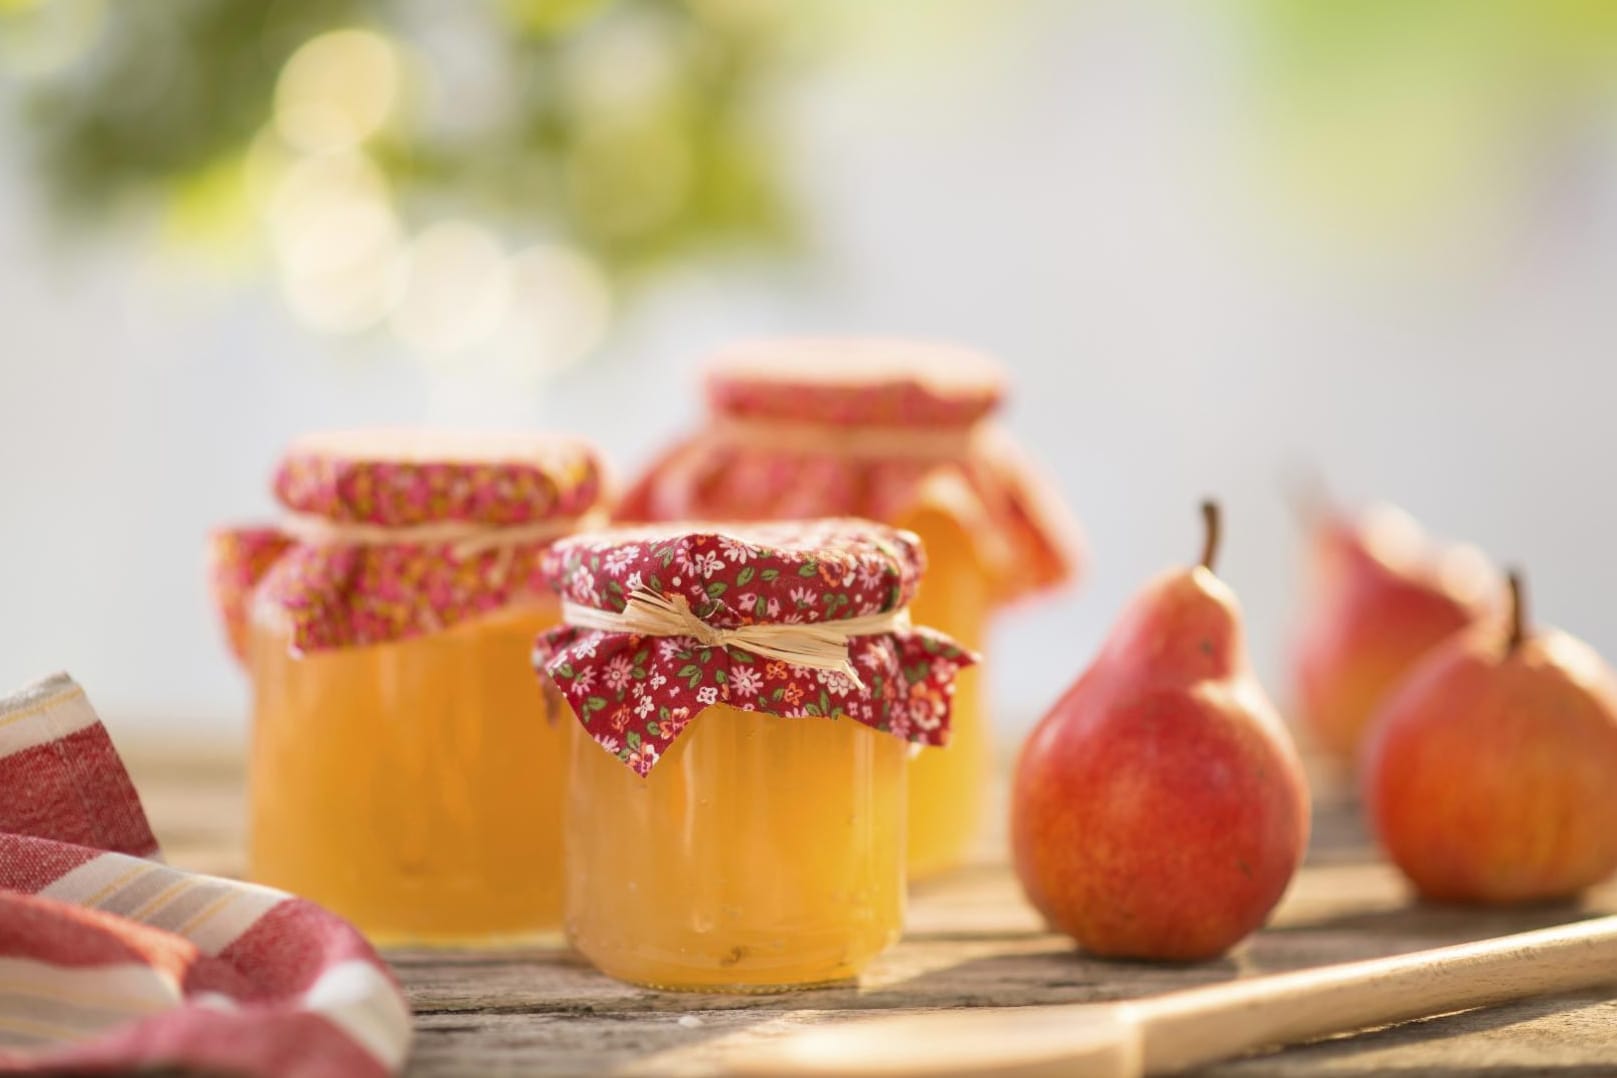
left=1199, top=500, right=1222, bottom=572
left=1283, top=465, right=1330, bottom=533
left=1506, top=569, right=1527, bottom=654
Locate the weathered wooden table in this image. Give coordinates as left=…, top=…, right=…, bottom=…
left=125, top=743, right=1617, bottom=1076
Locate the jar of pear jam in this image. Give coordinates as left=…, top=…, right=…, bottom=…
left=567, top=704, right=905, bottom=989
left=616, top=340, right=1081, bottom=878
left=534, top=521, right=973, bottom=990
left=211, top=429, right=603, bottom=945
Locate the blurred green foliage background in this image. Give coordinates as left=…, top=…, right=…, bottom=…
left=4, top=0, right=1616, bottom=344
left=3, top=0, right=796, bottom=305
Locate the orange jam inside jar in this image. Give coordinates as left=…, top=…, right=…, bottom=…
left=210, top=430, right=604, bottom=946
left=617, top=340, right=1083, bottom=878
left=899, top=501, right=994, bottom=877
left=534, top=521, right=973, bottom=990
left=567, top=705, right=905, bottom=990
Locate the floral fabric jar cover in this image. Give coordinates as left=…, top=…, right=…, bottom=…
left=534, top=519, right=976, bottom=775
left=209, top=429, right=605, bottom=654
left=205, top=429, right=610, bottom=946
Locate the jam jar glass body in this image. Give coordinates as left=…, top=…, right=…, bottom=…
left=564, top=703, right=905, bottom=990
left=212, top=429, right=603, bottom=945
left=248, top=602, right=569, bottom=945
left=533, top=520, right=973, bottom=988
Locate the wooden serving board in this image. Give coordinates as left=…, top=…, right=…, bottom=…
left=122, top=741, right=1617, bottom=1077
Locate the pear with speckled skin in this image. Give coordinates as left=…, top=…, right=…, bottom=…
left=1364, top=570, right=1617, bottom=905
left=1293, top=501, right=1499, bottom=765
left=1011, top=503, right=1309, bottom=961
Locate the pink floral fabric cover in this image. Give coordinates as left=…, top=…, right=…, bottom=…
left=210, top=527, right=296, bottom=661
left=615, top=338, right=1083, bottom=607
left=534, top=520, right=976, bottom=775
left=209, top=431, right=602, bottom=655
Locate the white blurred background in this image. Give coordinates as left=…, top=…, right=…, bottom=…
left=3, top=0, right=1616, bottom=744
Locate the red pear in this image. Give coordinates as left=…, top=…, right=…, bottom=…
left=1012, top=503, right=1310, bottom=961
left=1363, top=571, right=1617, bottom=904
left=1293, top=501, right=1499, bottom=764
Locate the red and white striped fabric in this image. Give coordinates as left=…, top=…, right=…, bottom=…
left=0, top=673, right=412, bottom=1077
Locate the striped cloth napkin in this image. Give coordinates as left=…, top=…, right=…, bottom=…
left=0, top=673, right=412, bottom=1077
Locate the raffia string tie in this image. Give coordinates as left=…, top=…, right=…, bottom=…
left=280, top=510, right=605, bottom=591
left=705, top=417, right=983, bottom=461
left=562, top=588, right=912, bottom=688
left=279, top=511, right=604, bottom=558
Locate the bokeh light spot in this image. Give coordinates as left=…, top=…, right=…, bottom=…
left=391, top=222, right=512, bottom=355
left=274, top=28, right=402, bottom=154
left=490, top=243, right=613, bottom=382
left=269, top=152, right=406, bottom=333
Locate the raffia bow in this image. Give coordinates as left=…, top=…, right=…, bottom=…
left=560, top=588, right=912, bottom=688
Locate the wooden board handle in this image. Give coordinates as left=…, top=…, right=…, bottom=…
left=723, top=1004, right=1141, bottom=1077
left=724, top=915, right=1617, bottom=1077
left=1134, top=913, right=1617, bottom=1074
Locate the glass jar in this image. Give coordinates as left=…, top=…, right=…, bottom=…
left=616, top=340, right=1082, bottom=878
left=211, top=430, right=603, bottom=945
left=246, top=602, right=567, bottom=944
left=566, top=704, right=905, bottom=990
left=535, top=521, right=973, bottom=990
left=900, top=499, right=994, bottom=877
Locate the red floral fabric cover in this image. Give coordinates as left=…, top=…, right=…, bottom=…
left=534, top=520, right=976, bottom=775
left=615, top=338, right=1082, bottom=607
left=209, top=430, right=602, bottom=655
